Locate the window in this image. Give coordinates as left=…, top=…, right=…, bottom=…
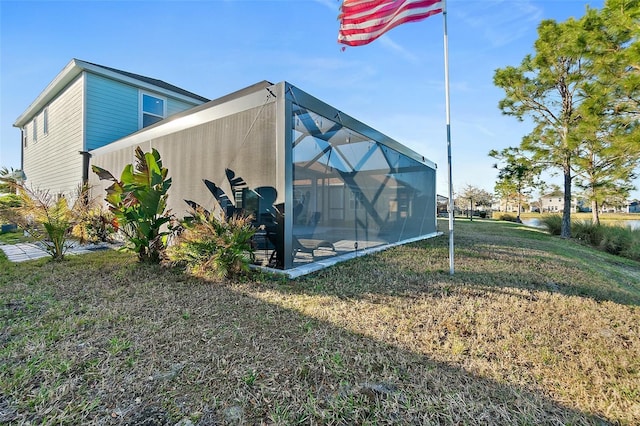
left=140, top=92, right=166, bottom=128
left=23, top=127, right=27, bottom=148
left=33, top=117, right=38, bottom=142
left=43, top=108, right=49, bottom=135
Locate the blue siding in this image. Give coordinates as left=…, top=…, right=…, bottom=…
left=85, top=73, right=139, bottom=151
left=167, top=98, right=197, bottom=116
left=85, top=73, right=204, bottom=151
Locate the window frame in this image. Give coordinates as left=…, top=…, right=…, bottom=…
left=33, top=117, right=38, bottom=142
left=139, top=91, right=167, bottom=128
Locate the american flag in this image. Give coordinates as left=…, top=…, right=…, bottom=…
left=338, top=0, right=443, bottom=47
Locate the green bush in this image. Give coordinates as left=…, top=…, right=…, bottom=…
left=167, top=207, right=256, bottom=279
left=540, top=215, right=563, bottom=236
left=570, top=221, right=639, bottom=261
left=3, top=186, right=74, bottom=260
left=71, top=207, right=116, bottom=244
left=499, top=213, right=518, bottom=222
left=0, top=194, right=22, bottom=209
left=93, top=147, right=173, bottom=263
left=620, top=232, right=640, bottom=261
left=599, top=226, right=635, bottom=256
left=0, top=194, right=22, bottom=225
left=571, top=220, right=605, bottom=246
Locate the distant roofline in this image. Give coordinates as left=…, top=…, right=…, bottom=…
left=14, top=58, right=210, bottom=128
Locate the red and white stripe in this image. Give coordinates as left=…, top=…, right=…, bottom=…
left=338, top=0, right=443, bottom=47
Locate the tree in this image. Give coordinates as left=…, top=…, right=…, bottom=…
left=490, top=148, right=540, bottom=222
left=585, top=0, right=640, bottom=120
left=456, top=185, right=493, bottom=221
left=495, top=2, right=640, bottom=238
left=493, top=178, right=518, bottom=212
left=494, top=17, right=594, bottom=238
left=573, top=124, right=638, bottom=223
left=575, top=0, right=640, bottom=224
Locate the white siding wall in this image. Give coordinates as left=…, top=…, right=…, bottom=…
left=20, top=70, right=204, bottom=198
left=22, top=75, right=84, bottom=196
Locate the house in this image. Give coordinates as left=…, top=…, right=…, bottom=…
left=13, top=59, right=437, bottom=275
left=627, top=200, right=640, bottom=213
left=437, top=194, right=449, bottom=216
left=13, top=59, right=209, bottom=196
left=89, top=80, right=438, bottom=275
left=540, top=191, right=579, bottom=213
left=491, top=197, right=531, bottom=213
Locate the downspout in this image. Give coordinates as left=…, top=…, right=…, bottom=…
left=79, top=151, right=92, bottom=185
left=20, top=128, right=24, bottom=171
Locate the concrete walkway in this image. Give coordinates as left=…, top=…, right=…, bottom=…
left=0, top=242, right=116, bottom=262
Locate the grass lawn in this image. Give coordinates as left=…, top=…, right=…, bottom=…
left=1, top=219, right=639, bottom=425
left=0, top=229, right=32, bottom=245
left=517, top=211, right=640, bottom=222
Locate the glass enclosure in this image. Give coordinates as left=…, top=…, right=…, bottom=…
left=290, top=103, right=436, bottom=268
left=90, top=81, right=436, bottom=274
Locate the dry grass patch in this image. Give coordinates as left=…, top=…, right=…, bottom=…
left=1, top=219, right=639, bottom=424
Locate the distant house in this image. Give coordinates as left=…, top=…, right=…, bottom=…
left=437, top=194, right=448, bottom=216
left=491, top=197, right=530, bottom=213
left=13, top=59, right=209, bottom=195
left=540, top=191, right=579, bottom=213
left=627, top=200, right=640, bottom=213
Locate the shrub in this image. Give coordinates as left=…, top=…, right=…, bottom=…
left=0, top=194, right=22, bottom=209
left=0, top=194, right=23, bottom=226
left=499, top=213, right=518, bottom=222
left=0, top=185, right=75, bottom=260
left=66, top=184, right=117, bottom=244
left=620, top=232, right=640, bottom=261
left=540, top=215, right=562, bottom=236
left=567, top=220, right=640, bottom=262
left=71, top=207, right=116, bottom=244
left=571, top=220, right=604, bottom=246
left=599, top=226, right=635, bottom=256
left=92, top=147, right=173, bottom=263
left=167, top=207, right=256, bottom=279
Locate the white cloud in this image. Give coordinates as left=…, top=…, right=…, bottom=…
left=378, top=36, right=421, bottom=63
left=453, top=0, right=543, bottom=48
left=311, top=0, right=340, bottom=12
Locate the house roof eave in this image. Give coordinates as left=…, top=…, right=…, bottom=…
left=76, top=60, right=210, bottom=104
left=13, top=58, right=210, bottom=128
left=14, top=59, right=82, bottom=128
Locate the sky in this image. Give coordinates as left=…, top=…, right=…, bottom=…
left=1, top=0, right=637, bottom=199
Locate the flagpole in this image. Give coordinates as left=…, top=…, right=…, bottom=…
left=443, top=0, right=454, bottom=275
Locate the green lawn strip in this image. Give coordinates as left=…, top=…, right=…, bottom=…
left=0, top=221, right=638, bottom=424
left=442, top=219, right=640, bottom=304
left=0, top=229, right=33, bottom=245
